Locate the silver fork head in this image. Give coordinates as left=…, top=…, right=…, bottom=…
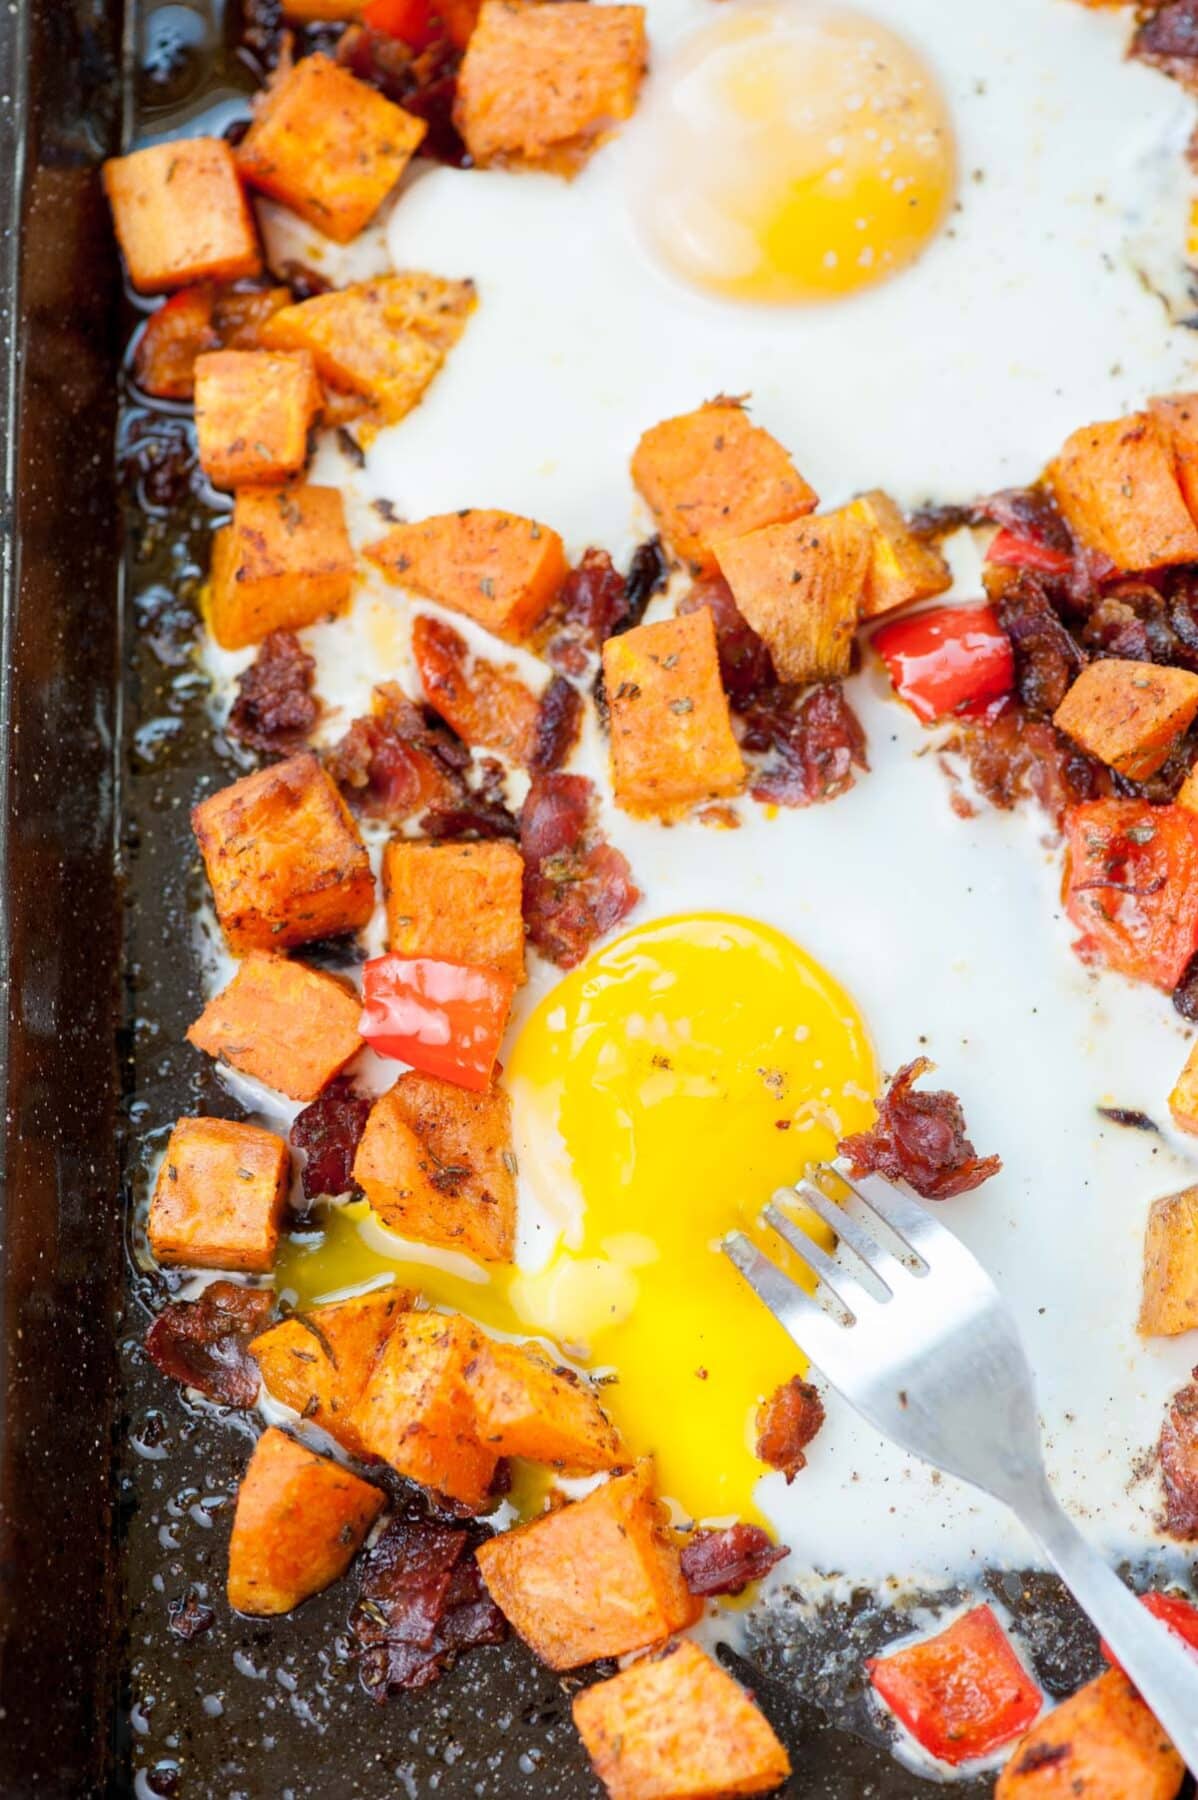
left=725, top=1162, right=1045, bottom=1507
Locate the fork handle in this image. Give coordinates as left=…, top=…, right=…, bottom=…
left=1015, top=1478, right=1198, bottom=1773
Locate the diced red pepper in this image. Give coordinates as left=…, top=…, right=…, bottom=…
left=133, top=286, right=218, bottom=400
left=1101, top=1591, right=1198, bottom=1675
left=1062, top=798, right=1198, bottom=991
left=873, top=604, right=1015, bottom=726
left=360, top=955, right=515, bottom=1092
left=866, top=1604, right=1042, bottom=1768
left=363, top=0, right=478, bottom=49
left=986, top=527, right=1074, bottom=577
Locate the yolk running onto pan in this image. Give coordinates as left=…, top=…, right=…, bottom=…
left=635, top=3, right=956, bottom=304
left=279, top=914, right=877, bottom=1526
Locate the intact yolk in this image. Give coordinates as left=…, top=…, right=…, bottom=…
left=636, top=3, right=956, bottom=304
left=278, top=913, right=877, bottom=1527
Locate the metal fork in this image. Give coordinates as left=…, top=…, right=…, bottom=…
left=724, top=1161, right=1198, bottom=1772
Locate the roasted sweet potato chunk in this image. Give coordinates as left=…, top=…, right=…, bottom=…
left=468, top=1338, right=623, bottom=1472
left=188, top=951, right=363, bottom=1101
left=193, top=750, right=374, bottom=954
left=1052, top=660, right=1198, bottom=781
left=227, top=1427, right=384, bottom=1615
left=603, top=608, right=745, bottom=819
left=208, top=483, right=354, bottom=650
left=383, top=839, right=525, bottom=983
left=1047, top=413, right=1198, bottom=572
left=349, top=1310, right=497, bottom=1507
left=365, top=509, right=567, bottom=644
left=1170, top=1042, right=1198, bottom=1136
left=715, top=506, right=872, bottom=683
left=1149, top=392, right=1198, bottom=521
left=236, top=54, right=426, bottom=242
left=573, top=1639, right=792, bottom=1800
left=103, top=138, right=261, bottom=294
left=847, top=489, right=953, bottom=619
left=250, top=1285, right=408, bottom=1454
left=995, top=1669, right=1183, bottom=1799
left=148, top=1116, right=289, bottom=1273
left=474, top=1463, right=699, bottom=1669
left=1139, top=1186, right=1198, bottom=1335
left=193, top=348, right=321, bottom=490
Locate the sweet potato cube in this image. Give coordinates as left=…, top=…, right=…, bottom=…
left=250, top=1285, right=408, bottom=1453
left=348, top=1309, right=497, bottom=1506
left=469, top=1338, right=623, bottom=1472
left=188, top=951, right=363, bottom=1101
left=474, top=1464, right=700, bottom=1669
left=1150, top=393, right=1198, bottom=521
left=193, top=750, right=374, bottom=954
left=284, top=0, right=365, bottom=16
left=365, top=509, right=567, bottom=644
left=383, top=840, right=525, bottom=984
left=573, top=1639, right=792, bottom=1800
left=208, top=483, right=354, bottom=650
left=194, top=349, right=321, bottom=490
left=148, top=1115, right=289, bottom=1273
left=455, top=1, right=647, bottom=173
left=603, top=608, right=745, bottom=819
left=102, top=138, right=261, bottom=294
left=1046, top=413, right=1198, bottom=572
left=236, top=54, right=426, bottom=243
left=1169, top=1042, right=1198, bottom=1137
left=227, top=1427, right=384, bottom=1615
left=995, top=1669, right=1183, bottom=1799
left=1052, top=660, right=1198, bottom=781
left=353, top=1072, right=516, bottom=1263
left=631, top=400, right=817, bottom=575
left=1139, top=1186, right=1198, bottom=1336
left=846, top=489, right=953, bottom=619
left=715, top=505, right=871, bottom=684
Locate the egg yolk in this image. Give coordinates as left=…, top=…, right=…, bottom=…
left=278, top=913, right=877, bottom=1526
left=637, top=3, right=956, bottom=303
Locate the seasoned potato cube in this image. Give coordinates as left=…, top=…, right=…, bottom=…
left=188, top=951, right=363, bottom=1101
left=474, top=1463, right=699, bottom=1669
left=995, top=1669, right=1182, bottom=1799
left=192, top=750, right=374, bottom=954
left=208, top=483, right=354, bottom=650
left=283, top=0, right=365, bottom=16
left=455, top=1, right=647, bottom=172
left=846, top=489, right=953, bottom=618
left=631, top=400, right=817, bottom=575
left=715, top=506, right=871, bottom=683
left=470, top=1338, right=623, bottom=1471
left=348, top=1309, right=497, bottom=1506
left=365, top=509, right=567, bottom=643
left=353, top=1072, right=516, bottom=1263
left=1169, top=1042, right=1198, bottom=1136
left=236, top=54, right=426, bottom=243
left=250, top=1285, right=408, bottom=1453
left=573, top=1639, right=792, bottom=1800
left=194, top=348, right=321, bottom=490
left=1046, top=413, right=1198, bottom=572
left=102, top=138, right=261, bottom=294
left=1150, top=393, right=1198, bottom=521
left=1139, top=1186, right=1198, bottom=1336
left=1052, top=660, right=1198, bottom=781
left=383, top=840, right=525, bottom=984
left=227, top=1427, right=384, bottom=1615
left=148, top=1115, right=289, bottom=1273
left=603, top=608, right=744, bottom=819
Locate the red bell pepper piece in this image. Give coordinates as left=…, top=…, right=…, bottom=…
left=873, top=604, right=1015, bottom=725
left=986, top=527, right=1074, bottom=577
left=133, top=285, right=218, bottom=400
left=363, top=0, right=477, bottom=48
left=867, top=1605, right=1042, bottom=1768
left=360, top=955, right=515, bottom=1092
left=1101, top=1591, right=1198, bottom=1676
left=1062, top=799, right=1198, bottom=991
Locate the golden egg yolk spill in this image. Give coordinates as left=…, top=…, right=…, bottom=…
left=637, top=3, right=956, bottom=304
left=278, top=914, right=877, bottom=1526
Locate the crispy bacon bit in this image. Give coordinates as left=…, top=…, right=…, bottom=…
left=1175, top=951, right=1198, bottom=1021
left=421, top=755, right=520, bottom=842
left=546, top=539, right=668, bottom=674
left=1134, top=1, right=1198, bottom=90
left=326, top=682, right=464, bottom=823
left=741, top=682, right=868, bottom=809
left=623, top=535, right=670, bottom=628
left=908, top=501, right=976, bottom=542
left=291, top=1076, right=372, bottom=1201
left=168, top=1588, right=216, bottom=1640
left=839, top=1057, right=1002, bottom=1201
left=520, top=773, right=640, bottom=969
left=755, top=1376, right=825, bottom=1481
left=1161, top=1369, right=1198, bottom=1540
left=678, top=575, right=775, bottom=709
left=680, top=1524, right=790, bottom=1596
left=948, top=703, right=1108, bottom=832
left=413, top=614, right=541, bottom=765
left=227, top=630, right=319, bottom=757
left=993, top=575, right=1086, bottom=717
left=337, top=27, right=469, bottom=167
left=980, top=486, right=1075, bottom=563
left=144, top=1281, right=274, bottom=1407
left=532, top=675, right=583, bottom=772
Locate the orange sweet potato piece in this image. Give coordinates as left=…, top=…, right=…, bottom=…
left=227, top=1427, right=384, bottom=1615
left=250, top=1285, right=409, bottom=1453
left=192, top=750, right=375, bottom=954
left=995, top=1669, right=1182, bottom=1799
left=455, top=1, right=647, bottom=172
left=1052, top=659, right=1198, bottom=781
left=103, top=138, right=262, bottom=294
left=846, top=489, right=953, bottom=619
left=412, top=613, right=542, bottom=765
left=148, top=1115, right=289, bottom=1273
left=236, top=54, right=426, bottom=243
left=631, top=400, right=817, bottom=575
left=208, top=483, right=354, bottom=650
left=194, top=348, right=321, bottom=490
left=603, top=608, right=744, bottom=819
left=365, top=509, right=567, bottom=644
left=1149, top=393, right=1198, bottom=521
left=1139, top=1186, right=1198, bottom=1336
left=348, top=1309, right=497, bottom=1506
left=1047, top=413, right=1198, bottom=572
left=353, top=1072, right=517, bottom=1263
left=187, top=950, right=363, bottom=1101
left=1169, top=1043, right=1198, bottom=1136
left=715, top=506, right=871, bottom=683
left=469, top=1338, right=623, bottom=1472
left=382, top=839, right=525, bottom=983
left=284, top=0, right=365, bottom=16
left=573, top=1639, right=792, bottom=1800
left=474, top=1464, right=700, bottom=1669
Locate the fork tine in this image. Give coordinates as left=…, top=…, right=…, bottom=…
left=722, top=1232, right=850, bottom=1372
left=827, top=1162, right=937, bottom=1268
left=762, top=1202, right=877, bottom=1316
left=787, top=1178, right=908, bottom=1293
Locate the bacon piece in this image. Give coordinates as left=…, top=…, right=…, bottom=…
left=337, top=28, right=469, bottom=168
left=532, top=676, right=583, bottom=772
left=520, top=773, right=640, bottom=969
left=227, top=630, right=319, bottom=757
left=755, top=1376, right=825, bottom=1481
left=949, top=703, right=1108, bottom=832
left=678, top=575, right=775, bottom=708
left=680, top=1524, right=790, bottom=1596
left=326, top=682, right=464, bottom=823
left=291, top=1075, right=372, bottom=1201
left=980, top=486, right=1075, bottom=562
left=740, top=681, right=868, bottom=808
left=546, top=539, right=668, bottom=674
left=144, top=1280, right=274, bottom=1407
left=839, top=1057, right=1002, bottom=1201
left=168, top=1588, right=216, bottom=1639
left=421, top=755, right=520, bottom=842
left=1161, top=1369, right=1198, bottom=1539
left=411, top=614, right=578, bottom=770
left=993, top=574, right=1086, bottom=718
left=1134, top=1, right=1198, bottom=90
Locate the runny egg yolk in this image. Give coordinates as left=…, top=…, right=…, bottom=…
left=279, top=914, right=877, bottom=1527
left=637, top=3, right=956, bottom=304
